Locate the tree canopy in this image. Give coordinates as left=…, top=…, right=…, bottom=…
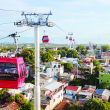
left=99, top=82, right=109, bottom=89
left=41, top=52, right=54, bottom=62
left=66, top=50, right=79, bottom=58
left=68, top=99, right=110, bottom=110
left=101, top=44, right=110, bottom=52
left=85, top=74, right=97, bottom=85
left=60, top=62, right=73, bottom=71
left=76, top=45, right=88, bottom=55
left=93, top=60, right=100, bottom=66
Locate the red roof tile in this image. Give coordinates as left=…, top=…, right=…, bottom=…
left=7, top=102, right=20, bottom=110
left=82, top=61, right=92, bottom=63
left=54, top=101, right=71, bottom=110
left=66, top=86, right=79, bottom=91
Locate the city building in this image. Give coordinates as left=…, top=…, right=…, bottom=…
left=45, top=62, right=64, bottom=77
left=99, top=70, right=110, bottom=87
left=93, top=89, right=110, bottom=101
left=40, top=81, right=63, bottom=110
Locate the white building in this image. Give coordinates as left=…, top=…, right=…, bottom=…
left=45, top=62, right=64, bottom=77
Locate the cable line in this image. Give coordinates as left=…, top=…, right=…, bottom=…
left=0, top=22, right=14, bottom=25
left=0, top=8, right=24, bottom=12
left=17, top=28, right=33, bottom=34
left=0, top=28, right=33, bottom=40
left=54, top=23, right=67, bottom=34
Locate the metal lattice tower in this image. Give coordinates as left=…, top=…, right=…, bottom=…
left=14, top=11, right=54, bottom=110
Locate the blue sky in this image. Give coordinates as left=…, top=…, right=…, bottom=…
left=0, top=0, right=110, bottom=44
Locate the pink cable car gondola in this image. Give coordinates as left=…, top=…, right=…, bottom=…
left=42, top=36, right=49, bottom=43
left=0, top=57, right=26, bottom=89
left=66, top=36, right=68, bottom=39
left=69, top=37, right=72, bottom=41
left=73, top=39, right=74, bottom=41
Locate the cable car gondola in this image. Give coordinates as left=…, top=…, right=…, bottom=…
left=66, top=36, right=68, bottom=39
left=69, top=37, right=72, bottom=41
left=0, top=57, right=26, bottom=89
left=73, top=39, right=74, bottom=41
left=42, top=36, right=49, bottom=43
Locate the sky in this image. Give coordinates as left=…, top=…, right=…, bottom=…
left=0, top=0, right=110, bottom=44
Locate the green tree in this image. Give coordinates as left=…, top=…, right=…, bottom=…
left=67, top=104, right=84, bottom=110
left=21, top=48, right=35, bottom=63
left=81, top=49, right=88, bottom=55
left=76, top=45, right=85, bottom=52
left=93, top=60, right=100, bottom=66
left=85, top=74, right=97, bottom=85
left=69, top=78, right=86, bottom=87
left=101, top=44, right=110, bottom=52
left=84, top=99, right=110, bottom=110
left=65, top=63, right=73, bottom=71
left=99, top=82, right=109, bottom=89
left=78, top=60, right=82, bottom=65
left=40, top=50, right=44, bottom=55
left=79, top=67, right=85, bottom=74
left=41, top=52, right=54, bottom=62
left=18, top=101, right=34, bottom=110
left=94, top=65, right=104, bottom=75
left=8, top=95, right=14, bottom=102
left=67, top=50, right=79, bottom=58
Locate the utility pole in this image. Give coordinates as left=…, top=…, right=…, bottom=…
left=68, top=32, right=73, bottom=50
left=14, top=11, right=54, bottom=110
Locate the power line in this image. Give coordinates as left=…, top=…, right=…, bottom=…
left=0, top=36, right=9, bottom=40
left=0, top=8, right=24, bottom=12
left=17, top=28, right=33, bottom=34
left=0, top=22, right=14, bottom=25
left=54, top=23, right=67, bottom=34
left=0, top=28, right=33, bottom=40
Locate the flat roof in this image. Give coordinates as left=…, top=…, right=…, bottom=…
left=40, top=81, right=63, bottom=91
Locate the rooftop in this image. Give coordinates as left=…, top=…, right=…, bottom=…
left=40, top=81, right=63, bottom=91
left=66, top=86, right=79, bottom=91
left=54, top=101, right=71, bottom=110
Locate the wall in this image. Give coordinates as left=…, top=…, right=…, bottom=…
left=50, top=89, right=63, bottom=110
left=99, top=73, right=110, bottom=86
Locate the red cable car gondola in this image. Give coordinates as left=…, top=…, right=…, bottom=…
left=66, top=36, right=68, bottom=39
left=69, top=37, right=72, bottom=41
left=42, top=36, right=49, bottom=43
left=0, top=57, right=26, bottom=89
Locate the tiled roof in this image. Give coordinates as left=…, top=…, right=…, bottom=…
left=82, top=61, right=92, bottom=63
left=54, top=101, right=71, bottom=110
left=7, top=102, right=20, bottom=110
left=0, top=102, right=20, bottom=110
left=60, top=80, right=67, bottom=84
left=66, top=86, right=79, bottom=91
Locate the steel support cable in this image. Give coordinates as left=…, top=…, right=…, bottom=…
left=40, top=28, right=63, bottom=36
left=54, top=23, right=67, bottom=34
left=0, top=28, right=33, bottom=40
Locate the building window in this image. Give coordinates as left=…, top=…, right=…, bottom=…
left=56, top=69, right=58, bottom=71
left=61, top=93, right=62, bottom=96
left=101, top=80, right=103, bottom=82
left=53, top=99, right=55, bottom=103
left=58, top=95, right=60, bottom=99
left=52, top=69, right=53, bottom=71
left=107, top=80, right=109, bottom=83
left=101, top=75, right=103, bottom=77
